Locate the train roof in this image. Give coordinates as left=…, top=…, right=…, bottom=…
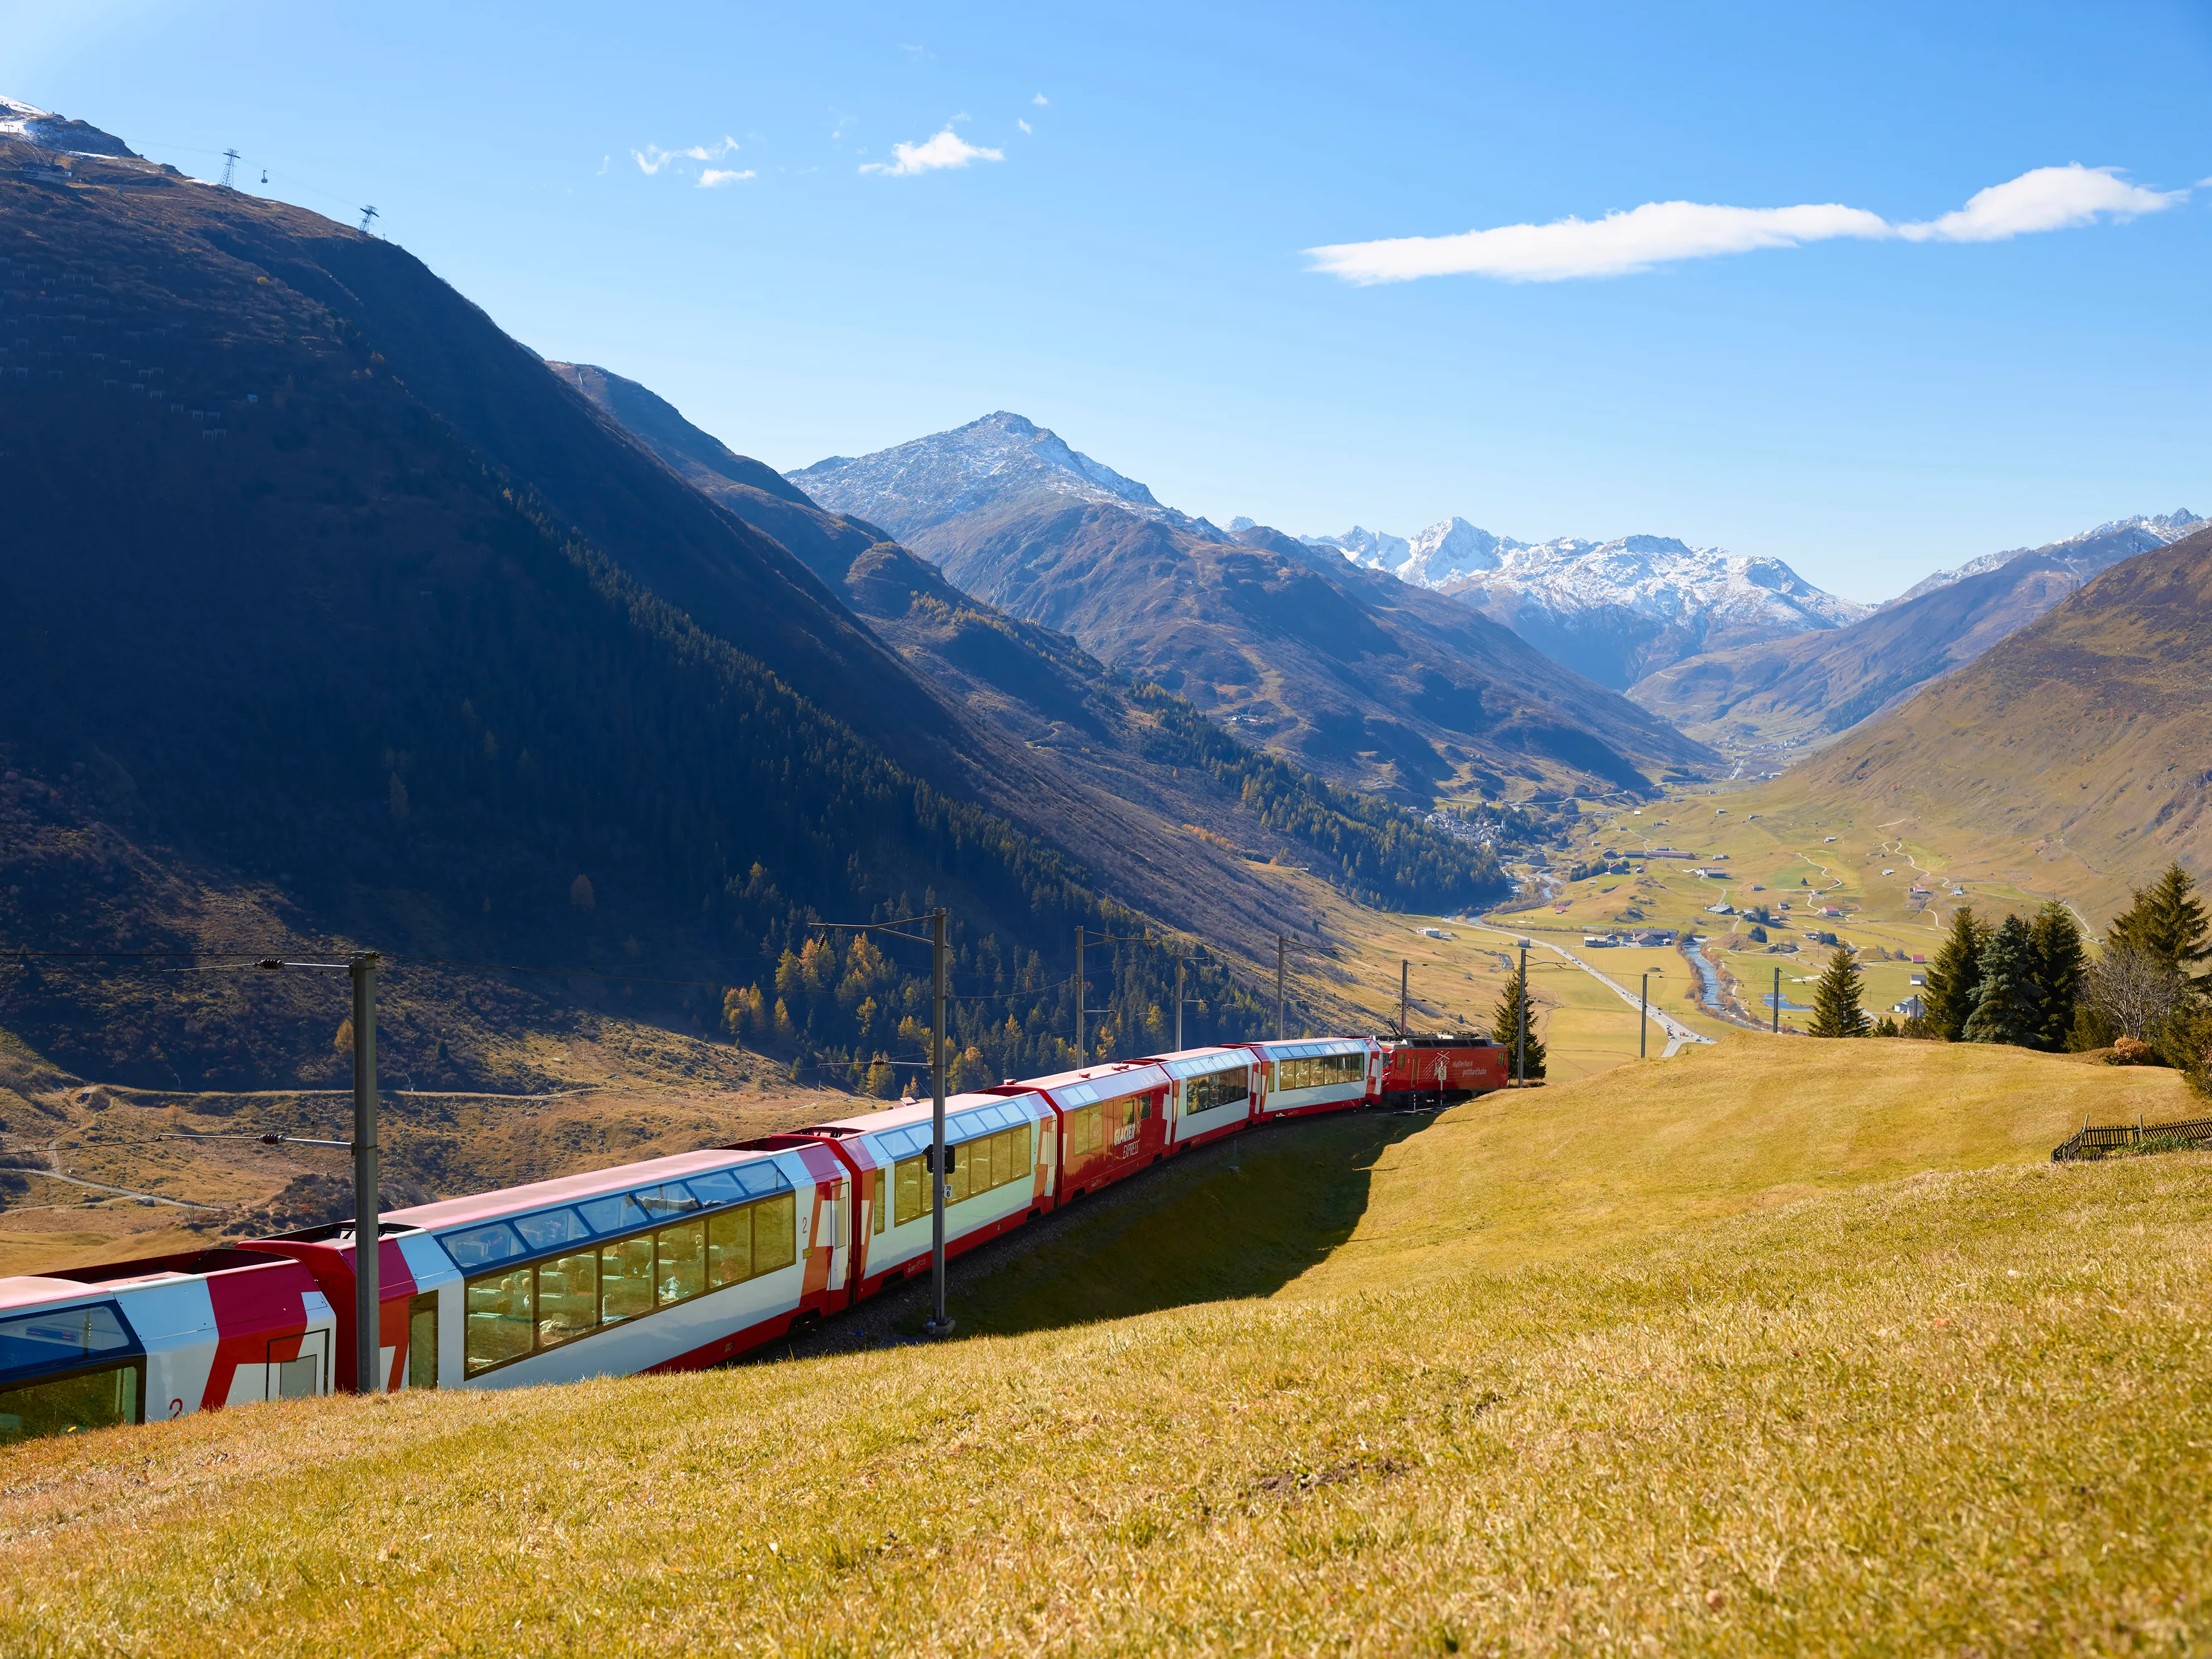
left=380, top=1142, right=791, bottom=1234
left=1248, top=1037, right=1374, bottom=1058
left=1016, top=1060, right=1170, bottom=1104
left=1139, top=1045, right=1253, bottom=1079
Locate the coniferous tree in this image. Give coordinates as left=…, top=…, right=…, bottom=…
left=1492, top=964, right=1546, bottom=1078
left=1964, top=914, right=2037, bottom=1047
left=1921, top=906, right=1990, bottom=1040
left=2108, top=863, right=2211, bottom=984
left=1808, top=946, right=1869, bottom=1038
left=2025, top=899, right=2087, bottom=1052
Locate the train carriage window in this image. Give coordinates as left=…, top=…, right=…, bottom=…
left=578, top=1193, right=649, bottom=1235
left=0, top=1363, right=139, bottom=1444
left=444, top=1221, right=526, bottom=1271
left=464, top=1267, right=534, bottom=1376
left=1184, top=1067, right=1247, bottom=1116
left=708, top=1207, right=753, bottom=1288
left=408, top=1293, right=439, bottom=1389
left=513, top=1208, right=592, bottom=1253
left=945, top=1148, right=970, bottom=1206
left=657, top=1221, right=705, bottom=1306
left=636, top=1183, right=701, bottom=1221
left=599, top=1236, right=654, bottom=1324
left=990, top=1129, right=1010, bottom=1189
left=686, top=1170, right=744, bottom=1206
left=536, top=1250, right=600, bottom=1348
left=1276, top=1053, right=1366, bottom=1092
left=895, top=1157, right=925, bottom=1229
left=872, top=1167, right=885, bottom=1235
left=752, top=1193, right=797, bottom=1273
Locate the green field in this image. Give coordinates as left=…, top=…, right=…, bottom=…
left=6, top=1034, right=2207, bottom=1656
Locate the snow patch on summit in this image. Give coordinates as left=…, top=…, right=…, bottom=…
left=1882, top=509, right=2201, bottom=608
left=790, top=411, right=1231, bottom=543
left=0, top=95, right=140, bottom=159
left=1299, top=516, right=1867, bottom=688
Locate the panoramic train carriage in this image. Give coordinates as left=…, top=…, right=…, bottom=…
left=1142, top=1045, right=1257, bottom=1149
left=1001, top=1061, right=1171, bottom=1198
left=782, top=1090, right=1054, bottom=1301
left=1378, top=1034, right=1509, bottom=1105
left=0, top=1246, right=335, bottom=1442
left=376, top=1141, right=847, bottom=1392
left=1248, top=1037, right=1384, bottom=1119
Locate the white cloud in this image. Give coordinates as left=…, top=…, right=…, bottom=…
left=596, top=155, right=609, bottom=176
left=632, top=137, right=740, bottom=177
left=1033, top=93, right=1048, bottom=105
left=1018, top=118, right=1033, bottom=135
left=1894, top=164, right=2183, bottom=242
left=698, top=168, right=755, bottom=187
left=859, top=127, right=1004, bottom=177
left=1308, top=164, right=2187, bottom=284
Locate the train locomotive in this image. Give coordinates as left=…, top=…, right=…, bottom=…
left=0, top=1031, right=1503, bottom=1445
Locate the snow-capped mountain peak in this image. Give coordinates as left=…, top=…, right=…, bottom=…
left=1883, top=509, right=2202, bottom=608
left=0, top=95, right=140, bottom=159
left=1295, top=516, right=1867, bottom=689
left=788, top=411, right=1240, bottom=542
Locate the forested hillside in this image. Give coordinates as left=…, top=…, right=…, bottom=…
left=0, top=134, right=1271, bottom=1096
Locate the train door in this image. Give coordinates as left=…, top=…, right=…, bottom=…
left=267, top=1328, right=327, bottom=1400
left=407, top=1292, right=439, bottom=1390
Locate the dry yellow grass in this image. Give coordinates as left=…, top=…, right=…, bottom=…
left=4, top=1039, right=2208, bottom=1657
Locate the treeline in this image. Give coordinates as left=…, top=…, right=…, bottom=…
left=1126, top=682, right=1506, bottom=911
left=1803, top=862, right=2212, bottom=1095
left=720, top=919, right=1271, bottom=1096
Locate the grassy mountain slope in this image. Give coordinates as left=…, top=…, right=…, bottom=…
left=0, top=133, right=1259, bottom=1090
left=1789, top=524, right=2212, bottom=896
left=1631, top=517, right=2198, bottom=751
left=10, top=1037, right=2206, bottom=1655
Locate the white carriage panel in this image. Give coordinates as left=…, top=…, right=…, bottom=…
left=119, top=1280, right=219, bottom=1426
left=397, top=1234, right=464, bottom=1391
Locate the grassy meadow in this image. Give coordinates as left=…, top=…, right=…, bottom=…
left=6, top=1032, right=2209, bottom=1656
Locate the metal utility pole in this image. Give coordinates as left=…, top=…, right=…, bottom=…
left=348, top=952, right=380, bottom=1394
left=1772, top=966, right=1781, bottom=1034
left=1074, top=925, right=1085, bottom=1062
left=358, top=205, right=380, bottom=235
left=923, top=909, right=953, bottom=1338
left=1276, top=933, right=1286, bottom=1040
left=1516, top=938, right=1530, bottom=1087
left=219, top=149, right=240, bottom=189
left=1400, top=959, right=1409, bottom=1038
left=1640, top=971, right=1649, bottom=1059
left=1175, top=956, right=1186, bottom=1052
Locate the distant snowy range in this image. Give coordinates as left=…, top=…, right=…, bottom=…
left=789, top=408, right=2198, bottom=701
left=1277, top=520, right=1864, bottom=690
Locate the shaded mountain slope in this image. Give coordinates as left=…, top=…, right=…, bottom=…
left=794, top=416, right=1716, bottom=801
left=548, top=363, right=1512, bottom=962
left=1631, top=514, right=2202, bottom=750
left=0, top=132, right=1269, bottom=1088
left=1788, top=524, right=2212, bottom=891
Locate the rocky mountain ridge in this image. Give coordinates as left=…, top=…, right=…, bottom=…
left=1302, top=517, right=1866, bottom=690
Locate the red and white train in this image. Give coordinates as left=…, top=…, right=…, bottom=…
left=0, top=1032, right=1503, bottom=1444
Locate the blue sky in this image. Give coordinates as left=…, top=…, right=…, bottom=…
left=11, top=1, right=2210, bottom=600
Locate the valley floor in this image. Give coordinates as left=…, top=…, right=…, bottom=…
left=6, top=1034, right=2206, bottom=1656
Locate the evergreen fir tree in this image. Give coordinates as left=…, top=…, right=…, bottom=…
left=1492, top=964, right=1546, bottom=1078
left=1808, top=946, right=1869, bottom=1038
left=1964, top=914, right=2037, bottom=1047
left=2025, top=899, right=2087, bottom=1052
left=2108, top=863, right=2211, bottom=982
left=1921, top=906, right=1990, bottom=1040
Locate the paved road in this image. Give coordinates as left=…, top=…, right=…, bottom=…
left=1462, top=921, right=1716, bottom=1059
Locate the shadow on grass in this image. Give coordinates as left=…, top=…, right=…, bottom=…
left=936, top=1112, right=1432, bottom=1339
